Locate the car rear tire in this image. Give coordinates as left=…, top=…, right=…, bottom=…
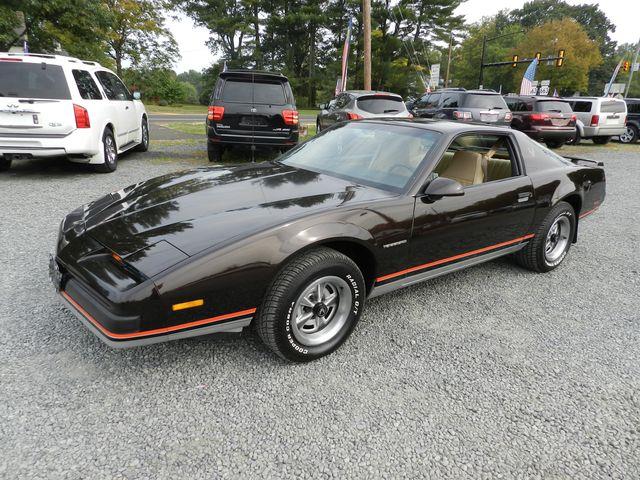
left=619, top=125, right=638, bottom=144
left=0, top=156, right=11, bottom=172
left=592, top=136, right=610, bottom=145
left=134, top=117, right=149, bottom=152
left=567, top=130, right=581, bottom=145
left=208, top=143, right=223, bottom=162
left=93, top=128, right=118, bottom=173
left=545, top=140, right=564, bottom=149
left=514, top=201, right=576, bottom=273
left=256, top=247, right=365, bottom=362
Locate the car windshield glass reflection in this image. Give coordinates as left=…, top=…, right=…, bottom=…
left=280, top=122, right=440, bottom=192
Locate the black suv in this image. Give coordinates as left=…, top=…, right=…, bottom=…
left=410, top=88, right=512, bottom=126
left=620, top=98, right=639, bottom=144
left=206, top=70, right=299, bottom=161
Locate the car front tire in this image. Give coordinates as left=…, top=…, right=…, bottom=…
left=567, top=130, right=581, bottom=145
left=256, top=247, right=366, bottom=362
left=94, top=127, right=118, bottom=173
left=134, top=117, right=149, bottom=152
left=316, top=118, right=322, bottom=134
left=207, top=143, right=223, bottom=162
left=515, top=201, right=576, bottom=273
left=592, top=136, right=610, bottom=145
left=619, top=125, right=638, bottom=144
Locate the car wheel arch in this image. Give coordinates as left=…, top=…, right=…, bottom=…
left=558, top=193, right=582, bottom=243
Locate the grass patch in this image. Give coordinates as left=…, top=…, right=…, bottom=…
left=152, top=138, right=203, bottom=147
left=146, top=104, right=208, bottom=115
left=160, top=122, right=205, bottom=136
left=298, top=109, right=320, bottom=117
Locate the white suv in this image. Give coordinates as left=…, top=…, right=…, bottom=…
left=0, top=53, right=149, bottom=173
left=566, top=97, right=627, bottom=145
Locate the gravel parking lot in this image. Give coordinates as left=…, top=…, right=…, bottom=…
left=0, top=136, right=638, bottom=479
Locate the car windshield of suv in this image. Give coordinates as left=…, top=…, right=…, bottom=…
left=280, top=122, right=440, bottom=192
left=0, top=62, right=71, bottom=99
left=356, top=96, right=406, bottom=114
left=536, top=101, right=572, bottom=113
left=462, top=94, right=507, bottom=110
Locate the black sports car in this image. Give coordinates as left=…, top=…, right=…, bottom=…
left=51, top=119, right=605, bottom=362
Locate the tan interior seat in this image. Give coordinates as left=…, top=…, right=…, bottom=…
left=439, top=150, right=484, bottom=186
left=487, top=158, right=513, bottom=181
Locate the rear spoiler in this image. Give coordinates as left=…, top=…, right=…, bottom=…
left=563, top=156, right=604, bottom=168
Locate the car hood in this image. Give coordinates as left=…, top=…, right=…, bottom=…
left=79, top=162, right=391, bottom=257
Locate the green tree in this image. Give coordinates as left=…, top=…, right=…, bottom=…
left=511, top=19, right=601, bottom=95
left=510, top=0, right=616, bottom=94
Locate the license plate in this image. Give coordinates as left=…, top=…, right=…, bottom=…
left=480, top=113, right=498, bottom=122
left=240, top=116, right=268, bottom=127
left=49, top=254, right=63, bottom=291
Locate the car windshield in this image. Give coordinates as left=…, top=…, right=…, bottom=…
left=0, top=61, right=71, bottom=99
left=280, top=122, right=440, bottom=192
left=356, top=96, right=406, bottom=114
left=462, top=94, right=507, bottom=110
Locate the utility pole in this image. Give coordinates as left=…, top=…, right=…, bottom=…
left=478, top=36, right=487, bottom=88
left=625, top=39, right=640, bottom=97
left=445, top=31, right=453, bottom=88
left=363, top=0, right=372, bottom=90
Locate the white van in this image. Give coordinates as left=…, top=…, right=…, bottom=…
left=0, top=53, right=148, bottom=173
left=566, top=97, right=627, bottom=145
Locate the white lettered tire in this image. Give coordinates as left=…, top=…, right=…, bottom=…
left=256, top=247, right=365, bottom=362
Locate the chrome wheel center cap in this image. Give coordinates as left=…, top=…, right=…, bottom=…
left=313, top=303, right=328, bottom=318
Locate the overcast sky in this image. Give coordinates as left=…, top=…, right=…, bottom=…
left=168, top=0, right=640, bottom=73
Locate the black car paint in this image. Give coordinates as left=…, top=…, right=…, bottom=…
left=54, top=120, right=605, bottom=346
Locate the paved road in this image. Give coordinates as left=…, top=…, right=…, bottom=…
left=0, top=145, right=638, bottom=478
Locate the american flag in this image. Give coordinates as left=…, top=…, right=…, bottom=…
left=519, top=58, right=539, bottom=95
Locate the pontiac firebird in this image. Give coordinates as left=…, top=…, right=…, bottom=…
left=51, top=119, right=605, bottom=362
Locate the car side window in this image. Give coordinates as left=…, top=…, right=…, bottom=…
left=415, top=93, right=430, bottom=108
left=430, top=134, right=518, bottom=187
left=571, top=101, right=592, bottom=113
left=95, top=71, right=132, bottom=101
left=440, top=93, right=459, bottom=108
left=335, top=94, right=350, bottom=109
left=72, top=70, right=102, bottom=100
left=425, top=93, right=441, bottom=108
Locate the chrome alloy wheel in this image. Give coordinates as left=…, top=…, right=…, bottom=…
left=291, top=276, right=352, bottom=347
left=619, top=126, right=635, bottom=143
left=545, top=215, right=570, bottom=263
left=105, top=135, right=117, bottom=166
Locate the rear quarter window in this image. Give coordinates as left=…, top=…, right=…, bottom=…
left=356, top=96, right=406, bottom=114
left=72, top=70, right=102, bottom=100
left=600, top=101, right=626, bottom=114
left=0, top=62, right=71, bottom=99
left=462, top=94, right=508, bottom=110
left=570, top=101, right=592, bottom=112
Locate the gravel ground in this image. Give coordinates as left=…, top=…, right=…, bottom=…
left=0, top=141, right=639, bottom=479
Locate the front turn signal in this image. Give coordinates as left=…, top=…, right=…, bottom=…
left=172, top=299, right=204, bottom=311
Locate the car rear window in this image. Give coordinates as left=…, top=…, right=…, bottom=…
left=356, top=96, right=405, bottom=114
left=253, top=81, right=287, bottom=105
left=462, top=94, right=508, bottom=110
left=600, top=101, right=626, bottom=113
left=221, top=79, right=287, bottom=105
left=536, top=100, right=572, bottom=113
left=0, top=61, right=71, bottom=99
left=628, top=102, right=640, bottom=114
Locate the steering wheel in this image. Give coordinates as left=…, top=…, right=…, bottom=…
left=388, top=164, right=413, bottom=176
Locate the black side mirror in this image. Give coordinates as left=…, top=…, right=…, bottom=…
left=422, top=176, right=464, bottom=201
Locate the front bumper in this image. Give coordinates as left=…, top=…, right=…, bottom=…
left=52, top=256, right=254, bottom=348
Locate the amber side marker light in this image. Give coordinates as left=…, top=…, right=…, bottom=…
left=172, top=299, right=204, bottom=312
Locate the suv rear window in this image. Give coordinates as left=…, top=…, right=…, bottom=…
left=462, top=94, right=507, bottom=110
left=356, top=96, right=405, bottom=114
left=536, top=101, right=572, bottom=113
left=600, top=101, right=626, bottom=113
left=221, top=79, right=288, bottom=105
left=0, top=62, right=71, bottom=99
